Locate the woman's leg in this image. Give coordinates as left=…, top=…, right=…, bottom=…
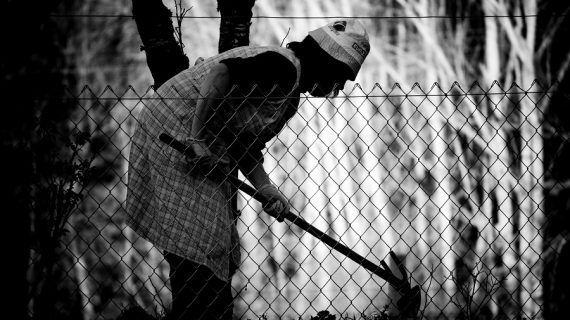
left=164, top=252, right=233, bottom=320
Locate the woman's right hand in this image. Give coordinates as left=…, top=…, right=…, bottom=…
left=187, top=138, right=229, bottom=180
left=190, top=139, right=214, bottom=159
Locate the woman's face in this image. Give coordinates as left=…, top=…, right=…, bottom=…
left=297, top=38, right=356, bottom=97
left=305, top=54, right=354, bottom=97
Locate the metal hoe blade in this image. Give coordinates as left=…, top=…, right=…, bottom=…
left=159, top=133, right=422, bottom=317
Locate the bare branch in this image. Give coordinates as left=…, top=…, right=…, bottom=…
left=280, top=27, right=291, bottom=47
left=174, top=0, right=192, bottom=52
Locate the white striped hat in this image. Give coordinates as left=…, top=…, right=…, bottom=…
left=308, top=19, right=370, bottom=78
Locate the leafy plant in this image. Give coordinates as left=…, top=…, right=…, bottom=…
left=451, top=261, right=499, bottom=320
left=309, top=306, right=395, bottom=320
left=28, top=121, right=94, bottom=319
left=311, top=310, right=336, bottom=320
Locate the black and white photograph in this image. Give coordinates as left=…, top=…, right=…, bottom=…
left=5, top=1, right=570, bottom=319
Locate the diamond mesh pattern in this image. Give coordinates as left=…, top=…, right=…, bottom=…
left=26, top=82, right=569, bottom=320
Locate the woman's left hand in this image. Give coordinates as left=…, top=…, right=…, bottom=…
left=257, top=184, right=290, bottom=222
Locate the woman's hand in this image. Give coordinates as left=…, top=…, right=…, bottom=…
left=190, top=139, right=214, bottom=159
left=257, top=184, right=290, bottom=222
left=186, top=138, right=229, bottom=180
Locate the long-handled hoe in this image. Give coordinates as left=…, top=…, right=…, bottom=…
left=160, top=133, right=422, bottom=318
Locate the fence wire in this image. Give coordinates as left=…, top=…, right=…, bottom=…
left=26, top=82, right=569, bottom=320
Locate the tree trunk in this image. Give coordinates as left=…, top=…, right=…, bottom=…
left=217, top=0, right=256, bottom=53
left=132, top=0, right=189, bottom=88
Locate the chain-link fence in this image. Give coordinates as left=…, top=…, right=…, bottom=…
left=27, top=82, right=569, bottom=320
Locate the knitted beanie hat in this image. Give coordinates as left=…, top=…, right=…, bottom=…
left=308, top=19, right=370, bottom=79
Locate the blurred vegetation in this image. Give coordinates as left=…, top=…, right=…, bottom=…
left=3, top=1, right=85, bottom=319
left=537, top=1, right=570, bottom=319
